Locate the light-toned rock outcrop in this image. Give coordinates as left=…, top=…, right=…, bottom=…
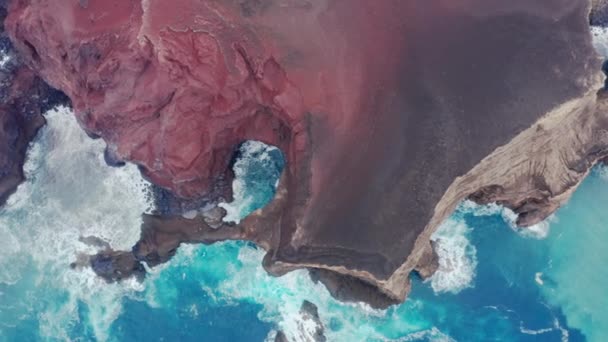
left=3, top=0, right=607, bottom=306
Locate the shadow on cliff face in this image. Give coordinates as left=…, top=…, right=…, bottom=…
left=0, top=2, right=69, bottom=206
left=4, top=0, right=608, bottom=309
left=84, top=140, right=288, bottom=285
left=84, top=136, right=407, bottom=309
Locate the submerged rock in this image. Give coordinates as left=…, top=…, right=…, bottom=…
left=4, top=0, right=608, bottom=305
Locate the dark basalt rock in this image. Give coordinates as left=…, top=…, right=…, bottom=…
left=89, top=251, right=145, bottom=283
left=4, top=0, right=608, bottom=306
left=0, top=1, right=68, bottom=205
left=299, top=300, right=326, bottom=342
left=274, top=331, right=288, bottom=342
left=103, top=147, right=126, bottom=168
left=308, top=269, right=399, bottom=310
left=591, top=0, right=608, bottom=26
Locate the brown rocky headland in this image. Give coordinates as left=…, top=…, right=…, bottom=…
left=1, top=0, right=607, bottom=308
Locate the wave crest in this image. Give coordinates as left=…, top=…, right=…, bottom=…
left=429, top=218, right=477, bottom=294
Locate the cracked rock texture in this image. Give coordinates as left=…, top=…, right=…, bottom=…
left=4, top=0, right=608, bottom=303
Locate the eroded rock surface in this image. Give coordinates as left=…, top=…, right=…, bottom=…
left=5, top=0, right=608, bottom=304
left=0, top=4, right=67, bottom=205
left=274, top=300, right=326, bottom=342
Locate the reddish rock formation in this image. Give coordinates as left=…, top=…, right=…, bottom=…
left=0, top=4, right=67, bottom=205
left=5, top=0, right=606, bottom=303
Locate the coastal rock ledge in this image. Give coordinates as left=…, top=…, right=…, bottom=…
left=3, top=0, right=608, bottom=306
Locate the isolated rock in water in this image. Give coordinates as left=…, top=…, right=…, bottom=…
left=273, top=331, right=288, bottom=342
left=297, top=300, right=326, bottom=342
left=5, top=0, right=608, bottom=303
left=274, top=300, right=326, bottom=342
left=89, top=251, right=145, bottom=283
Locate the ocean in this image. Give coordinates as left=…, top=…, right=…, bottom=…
left=0, top=105, right=606, bottom=341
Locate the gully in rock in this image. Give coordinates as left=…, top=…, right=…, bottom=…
left=0, top=1, right=608, bottom=334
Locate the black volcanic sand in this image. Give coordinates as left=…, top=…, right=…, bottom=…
left=273, top=0, right=599, bottom=280
left=83, top=0, right=602, bottom=306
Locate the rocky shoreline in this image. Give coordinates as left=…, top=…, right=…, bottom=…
left=0, top=4, right=68, bottom=206
left=1, top=0, right=608, bottom=312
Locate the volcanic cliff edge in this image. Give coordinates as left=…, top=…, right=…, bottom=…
left=3, top=0, right=608, bottom=305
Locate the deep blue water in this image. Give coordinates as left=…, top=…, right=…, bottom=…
left=0, top=108, right=607, bottom=341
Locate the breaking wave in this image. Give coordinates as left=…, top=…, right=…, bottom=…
left=394, top=327, right=456, bottom=342
left=428, top=197, right=558, bottom=295
left=460, top=200, right=552, bottom=239
left=0, top=107, right=152, bottom=341
left=219, top=140, right=285, bottom=224
left=597, top=163, right=608, bottom=180
left=519, top=317, right=569, bottom=342
left=1, top=105, right=596, bottom=342
left=591, top=26, right=608, bottom=59
left=429, top=217, right=477, bottom=294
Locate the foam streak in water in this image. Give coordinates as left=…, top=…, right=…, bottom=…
left=0, top=107, right=152, bottom=341
left=429, top=217, right=477, bottom=294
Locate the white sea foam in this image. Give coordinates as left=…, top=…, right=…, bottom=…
left=149, top=242, right=436, bottom=342
left=219, top=140, right=280, bottom=224
left=555, top=317, right=570, bottom=342
left=393, top=327, right=456, bottom=342
left=0, top=107, right=152, bottom=340
left=519, top=323, right=553, bottom=335
left=597, top=164, right=608, bottom=181
left=501, top=208, right=553, bottom=240
left=591, top=26, right=608, bottom=59
left=428, top=218, right=477, bottom=294
left=519, top=317, right=569, bottom=342
left=0, top=50, right=11, bottom=69
left=459, top=200, right=503, bottom=216
left=535, top=272, right=545, bottom=286
left=460, top=200, right=552, bottom=239
left=215, top=246, right=329, bottom=342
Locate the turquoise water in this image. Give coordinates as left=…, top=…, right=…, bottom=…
left=0, top=107, right=607, bottom=341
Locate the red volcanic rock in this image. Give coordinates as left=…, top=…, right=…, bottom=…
left=6, top=0, right=309, bottom=198
left=0, top=17, right=67, bottom=205
left=5, top=0, right=602, bottom=302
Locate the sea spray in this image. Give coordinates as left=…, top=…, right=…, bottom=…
left=144, top=241, right=453, bottom=342
left=142, top=141, right=456, bottom=340
left=220, top=140, right=285, bottom=224
left=429, top=217, right=477, bottom=294
left=0, top=107, right=152, bottom=341
left=1, top=107, right=597, bottom=341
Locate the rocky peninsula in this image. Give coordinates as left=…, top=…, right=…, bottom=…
left=1, top=0, right=608, bottom=307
